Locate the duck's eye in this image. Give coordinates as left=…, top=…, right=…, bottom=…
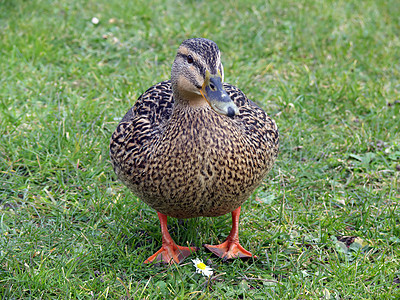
left=187, top=55, right=194, bottom=64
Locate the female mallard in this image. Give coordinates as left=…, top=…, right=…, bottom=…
left=110, top=38, right=279, bottom=264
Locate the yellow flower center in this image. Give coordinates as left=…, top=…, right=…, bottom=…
left=196, top=262, right=206, bottom=270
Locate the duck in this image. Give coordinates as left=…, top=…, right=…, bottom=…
left=109, top=38, right=279, bottom=264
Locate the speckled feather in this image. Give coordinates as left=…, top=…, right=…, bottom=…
left=110, top=80, right=279, bottom=219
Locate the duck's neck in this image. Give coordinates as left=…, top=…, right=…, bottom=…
left=172, top=89, right=209, bottom=110
left=169, top=95, right=213, bottom=126
left=171, top=99, right=210, bottom=119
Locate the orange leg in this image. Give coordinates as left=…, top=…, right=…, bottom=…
left=144, top=212, right=198, bottom=264
left=204, top=206, right=257, bottom=259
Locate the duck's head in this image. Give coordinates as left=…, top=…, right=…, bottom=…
left=171, top=38, right=239, bottom=117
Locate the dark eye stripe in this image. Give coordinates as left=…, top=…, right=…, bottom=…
left=176, top=53, right=206, bottom=78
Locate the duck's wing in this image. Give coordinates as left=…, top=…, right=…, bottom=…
left=110, top=80, right=174, bottom=172
left=121, top=80, right=174, bottom=125
left=224, top=83, right=279, bottom=152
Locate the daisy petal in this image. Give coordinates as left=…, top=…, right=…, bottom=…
left=192, top=258, right=213, bottom=277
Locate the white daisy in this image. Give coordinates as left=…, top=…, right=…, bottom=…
left=192, top=258, right=213, bottom=277
left=91, top=17, right=99, bottom=25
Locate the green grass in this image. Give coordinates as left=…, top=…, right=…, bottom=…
left=1, top=0, right=400, bottom=298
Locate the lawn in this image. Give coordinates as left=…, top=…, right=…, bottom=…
left=1, top=0, right=400, bottom=298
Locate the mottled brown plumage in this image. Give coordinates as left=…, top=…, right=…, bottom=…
left=109, top=38, right=279, bottom=263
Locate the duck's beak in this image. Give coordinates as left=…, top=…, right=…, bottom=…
left=200, top=70, right=239, bottom=117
